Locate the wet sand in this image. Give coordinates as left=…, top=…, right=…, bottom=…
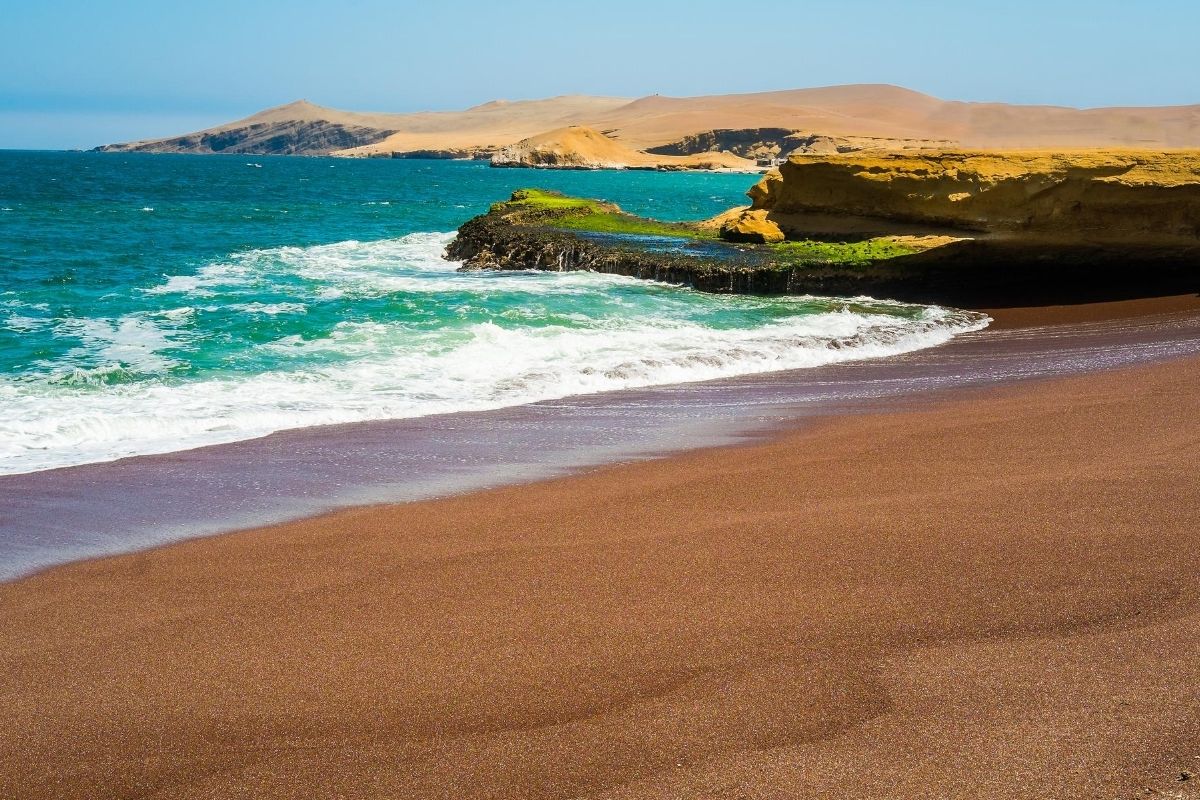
left=983, top=291, right=1200, bottom=328
left=4, top=296, right=1198, bottom=583
left=2, top=308, right=1199, bottom=797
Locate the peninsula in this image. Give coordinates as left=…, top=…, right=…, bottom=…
left=448, top=150, right=1200, bottom=306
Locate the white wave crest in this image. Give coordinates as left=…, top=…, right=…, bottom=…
left=143, top=232, right=458, bottom=298
left=0, top=231, right=990, bottom=475
left=0, top=308, right=987, bottom=475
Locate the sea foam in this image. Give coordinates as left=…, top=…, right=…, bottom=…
left=0, top=232, right=989, bottom=475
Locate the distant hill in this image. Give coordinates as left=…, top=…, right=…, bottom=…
left=95, top=96, right=632, bottom=156
left=96, top=84, right=1200, bottom=162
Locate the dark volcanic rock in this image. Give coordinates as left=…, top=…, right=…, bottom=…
left=388, top=148, right=495, bottom=160
left=645, top=128, right=955, bottom=162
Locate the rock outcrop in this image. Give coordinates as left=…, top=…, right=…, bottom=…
left=646, top=129, right=955, bottom=162
left=97, top=120, right=395, bottom=156
left=749, top=150, right=1200, bottom=245
left=450, top=170, right=1200, bottom=307
left=718, top=210, right=786, bottom=243
left=384, top=148, right=495, bottom=160
left=700, top=149, right=1200, bottom=303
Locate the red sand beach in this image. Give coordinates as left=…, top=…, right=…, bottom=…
left=2, top=302, right=1199, bottom=799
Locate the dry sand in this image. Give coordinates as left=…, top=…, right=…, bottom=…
left=112, top=85, right=1200, bottom=156
left=490, top=126, right=756, bottom=170
left=353, top=83, right=1200, bottom=154
left=2, top=310, right=1200, bottom=798
left=580, top=84, right=1200, bottom=150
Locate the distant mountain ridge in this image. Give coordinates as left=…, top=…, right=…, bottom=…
left=96, top=85, right=1200, bottom=162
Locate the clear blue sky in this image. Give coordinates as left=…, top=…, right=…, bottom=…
left=4, top=0, right=1199, bottom=149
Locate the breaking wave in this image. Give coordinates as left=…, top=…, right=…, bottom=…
left=0, top=232, right=989, bottom=474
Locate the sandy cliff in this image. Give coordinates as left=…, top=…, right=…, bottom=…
left=747, top=150, right=1200, bottom=244
left=95, top=100, right=403, bottom=155
left=449, top=149, right=1200, bottom=306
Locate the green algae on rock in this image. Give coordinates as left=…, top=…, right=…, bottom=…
left=446, top=189, right=970, bottom=301
left=447, top=162, right=1200, bottom=306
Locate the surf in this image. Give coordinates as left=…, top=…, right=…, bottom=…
left=0, top=230, right=988, bottom=475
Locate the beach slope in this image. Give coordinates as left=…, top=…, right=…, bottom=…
left=2, top=351, right=1198, bottom=798
left=95, top=84, right=1200, bottom=157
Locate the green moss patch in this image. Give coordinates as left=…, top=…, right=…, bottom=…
left=492, top=190, right=922, bottom=262
left=496, top=189, right=715, bottom=240
left=492, top=188, right=601, bottom=214
left=552, top=212, right=716, bottom=239
left=769, top=238, right=921, bottom=266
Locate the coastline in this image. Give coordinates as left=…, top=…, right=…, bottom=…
left=982, top=292, right=1200, bottom=328
left=448, top=180, right=1200, bottom=308
left=2, top=315, right=1198, bottom=797
left=2, top=297, right=1198, bottom=583
left=2, top=299, right=1200, bottom=800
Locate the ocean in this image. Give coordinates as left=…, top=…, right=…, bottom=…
left=0, top=151, right=988, bottom=476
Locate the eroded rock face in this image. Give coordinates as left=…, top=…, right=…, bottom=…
left=389, top=148, right=494, bottom=160
left=748, top=169, right=783, bottom=208
left=645, top=129, right=955, bottom=161
left=95, top=122, right=395, bottom=155
left=750, top=150, right=1200, bottom=244
left=719, top=210, right=785, bottom=243
left=447, top=187, right=1200, bottom=306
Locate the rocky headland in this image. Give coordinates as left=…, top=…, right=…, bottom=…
left=447, top=150, right=1200, bottom=306
left=746, top=150, right=1200, bottom=241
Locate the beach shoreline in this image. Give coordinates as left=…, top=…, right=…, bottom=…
left=2, top=295, right=1197, bottom=583
left=2, top=298, right=1200, bottom=797
left=981, top=291, right=1200, bottom=328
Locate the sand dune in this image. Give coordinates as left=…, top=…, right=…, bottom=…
left=98, top=95, right=633, bottom=155
left=97, top=84, right=1200, bottom=157
left=584, top=84, right=1200, bottom=149
left=490, top=126, right=755, bottom=170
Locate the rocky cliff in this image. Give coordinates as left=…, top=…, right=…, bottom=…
left=448, top=167, right=1200, bottom=307
left=445, top=190, right=939, bottom=297
left=749, top=150, right=1200, bottom=245
left=697, top=149, right=1200, bottom=303
left=96, top=120, right=395, bottom=155
left=645, top=129, right=955, bottom=161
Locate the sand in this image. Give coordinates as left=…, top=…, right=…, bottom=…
left=107, top=84, right=1200, bottom=157
left=348, top=83, right=1200, bottom=154
left=490, top=126, right=756, bottom=170
left=580, top=84, right=1200, bottom=150
left=2, top=304, right=1199, bottom=798
left=984, top=292, right=1200, bottom=328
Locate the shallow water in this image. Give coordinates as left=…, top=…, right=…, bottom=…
left=0, top=152, right=986, bottom=474
left=2, top=306, right=1198, bottom=582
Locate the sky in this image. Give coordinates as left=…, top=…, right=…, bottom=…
left=3, top=0, right=1199, bottom=149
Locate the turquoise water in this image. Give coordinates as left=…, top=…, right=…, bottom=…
left=0, top=151, right=987, bottom=474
